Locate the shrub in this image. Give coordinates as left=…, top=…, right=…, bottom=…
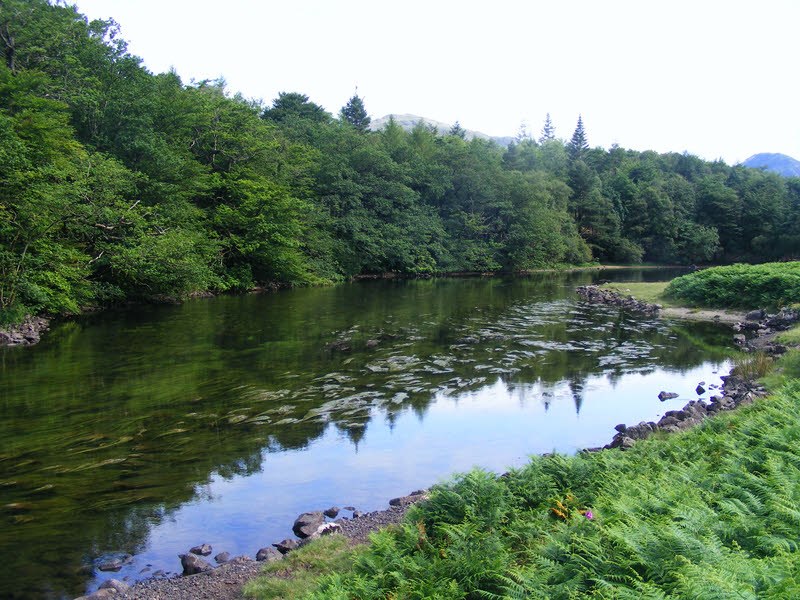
left=665, top=262, right=800, bottom=309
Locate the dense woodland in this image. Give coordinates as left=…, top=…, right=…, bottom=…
left=2, top=1, right=800, bottom=324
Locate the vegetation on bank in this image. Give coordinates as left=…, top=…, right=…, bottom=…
left=3, top=1, right=800, bottom=325
left=665, top=263, right=800, bottom=310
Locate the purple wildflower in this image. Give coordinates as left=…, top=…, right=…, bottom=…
left=585, top=510, right=594, bottom=520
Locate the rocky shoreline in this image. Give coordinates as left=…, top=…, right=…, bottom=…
left=576, top=284, right=798, bottom=449
left=75, top=494, right=426, bottom=600
left=0, top=315, right=49, bottom=347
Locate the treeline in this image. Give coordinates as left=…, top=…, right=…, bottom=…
left=2, top=1, right=799, bottom=323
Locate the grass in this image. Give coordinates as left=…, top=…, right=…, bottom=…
left=731, top=352, right=775, bottom=380
left=777, top=325, right=800, bottom=345
left=599, top=281, right=682, bottom=307
left=246, top=362, right=800, bottom=599
left=242, top=535, right=360, bottom=600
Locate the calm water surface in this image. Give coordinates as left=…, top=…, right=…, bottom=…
left=0, top=271, right=734, bottom=599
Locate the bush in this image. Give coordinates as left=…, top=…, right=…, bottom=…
left=665, top=262, right=800, bottom=309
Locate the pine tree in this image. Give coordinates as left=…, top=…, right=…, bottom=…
left=539, top=113, right=555, bottom=143
left=449, top=121, right=466, bottom=139
left=340, top=93, right=371, bottom=133
left=568, top=114, right=588, bottom=159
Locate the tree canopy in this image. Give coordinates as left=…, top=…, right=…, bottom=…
left=2, top=0, right=799, bottom=324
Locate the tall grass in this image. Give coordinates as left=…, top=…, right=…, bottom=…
left=247, top=380, right=800, bottom=599
left=665, top=262, right=800, bottom=309
left=732, top=352, right=775, bottom=379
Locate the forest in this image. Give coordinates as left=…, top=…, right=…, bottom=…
left=2, top=0, right=800, bottom=325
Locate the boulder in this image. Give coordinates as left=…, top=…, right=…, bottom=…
left=272, top=539, right=300, bottom=554
left=214, top=552, right=231, bottom=564
left=179, top=553, right=214, bottom=576
left=323, top=506, right=340, bottom=518
left=658, top=391, right=678, bottom=401
left=299, top=522, right=343, bottom=547
left=733, top=334, right=746, bottom=345
left=745, top=309, right=765, bottom=321
left=256, top=547, right=282, bottom=562
left=695, top=384, right=706, bottom=395
left=293, top=511, right=326, bottom=539
left=189, top=544, right=212, bottom=556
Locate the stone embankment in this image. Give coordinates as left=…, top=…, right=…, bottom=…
left=0, top=315, right=49, bottom=347
left=603, top=374, right=767, bottom=450
left=575, top=285, right=663, bottom=316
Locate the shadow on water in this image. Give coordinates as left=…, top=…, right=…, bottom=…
left=0, top=270, right=732, bottom=599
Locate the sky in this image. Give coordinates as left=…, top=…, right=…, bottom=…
left=71, top=0, right=799, bottom=165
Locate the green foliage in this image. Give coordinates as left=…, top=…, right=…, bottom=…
left=665, top=262, right=800, bottom=309
left=249, top=379, right=800, bottom=599
left=3, top=0, right=800, bottom=324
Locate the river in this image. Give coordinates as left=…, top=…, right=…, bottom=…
left=0, top=270, right=733, bottom=599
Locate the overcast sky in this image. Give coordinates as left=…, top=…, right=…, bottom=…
left=71, top=0, right=798, bottom=165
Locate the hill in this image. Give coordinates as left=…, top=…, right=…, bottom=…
left=370, top=113, right=514, bottom=147
left=742, top=152, right=800, bottom=177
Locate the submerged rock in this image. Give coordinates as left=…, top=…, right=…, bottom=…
left=658, top=391, right=679, bottom=401
left=98, top=579, right=131, bottom=594
left=323, top=506, right=340, bottom=518
left=189, top=543, right=212, bottom=556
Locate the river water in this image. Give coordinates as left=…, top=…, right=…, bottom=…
left=0, top=270, right=733, bottom=599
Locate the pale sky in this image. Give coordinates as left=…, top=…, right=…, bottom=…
left=71, top=0, right=799, bottom=165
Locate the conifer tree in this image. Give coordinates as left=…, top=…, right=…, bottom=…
left=340, top=92, right=370, bottom=133
left=449, top=121, right=466, bottom=139
left=539, top=113, right=555, bottom=143
left=568, top=114, right=588, bottom=159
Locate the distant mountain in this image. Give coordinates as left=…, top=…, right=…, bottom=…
left=370, top=114, right=515, bottom=147
left=742, top=153, right=800, bottom=178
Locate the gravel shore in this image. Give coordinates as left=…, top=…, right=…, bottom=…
left=95, top=502, right=416, bottom=600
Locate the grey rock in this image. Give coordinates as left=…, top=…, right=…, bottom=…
left=256, top=547, right=282, bottom=562
left=293, top=510, right=326, bottom=539
left=179, top=553, right=214, bottom=575
left=745, top=309, right=765, bottom=321
left=733, top=334, right=747, bottom=345
left=389, top=493, right=426, bottom=507
left=214, top=552, right=231, bottom=564
left=343, top=506, right=356, bottom=511
left=299, top=522, right=344, bottom=546
left=614, top=423, right=627, bottom=433
left=189, top=543, right=212, bottom=556
left=272, top=538, right=300, bottom=554
left=323, top=506, right=340, bottom=518
left=696, top=384, right=706, bottom=395
left=353, top=510, right=363, bottom=518
left=658, top=391, right=679, bottom=401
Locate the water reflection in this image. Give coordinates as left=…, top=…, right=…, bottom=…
left=0, top=270, right=732, bottom=599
